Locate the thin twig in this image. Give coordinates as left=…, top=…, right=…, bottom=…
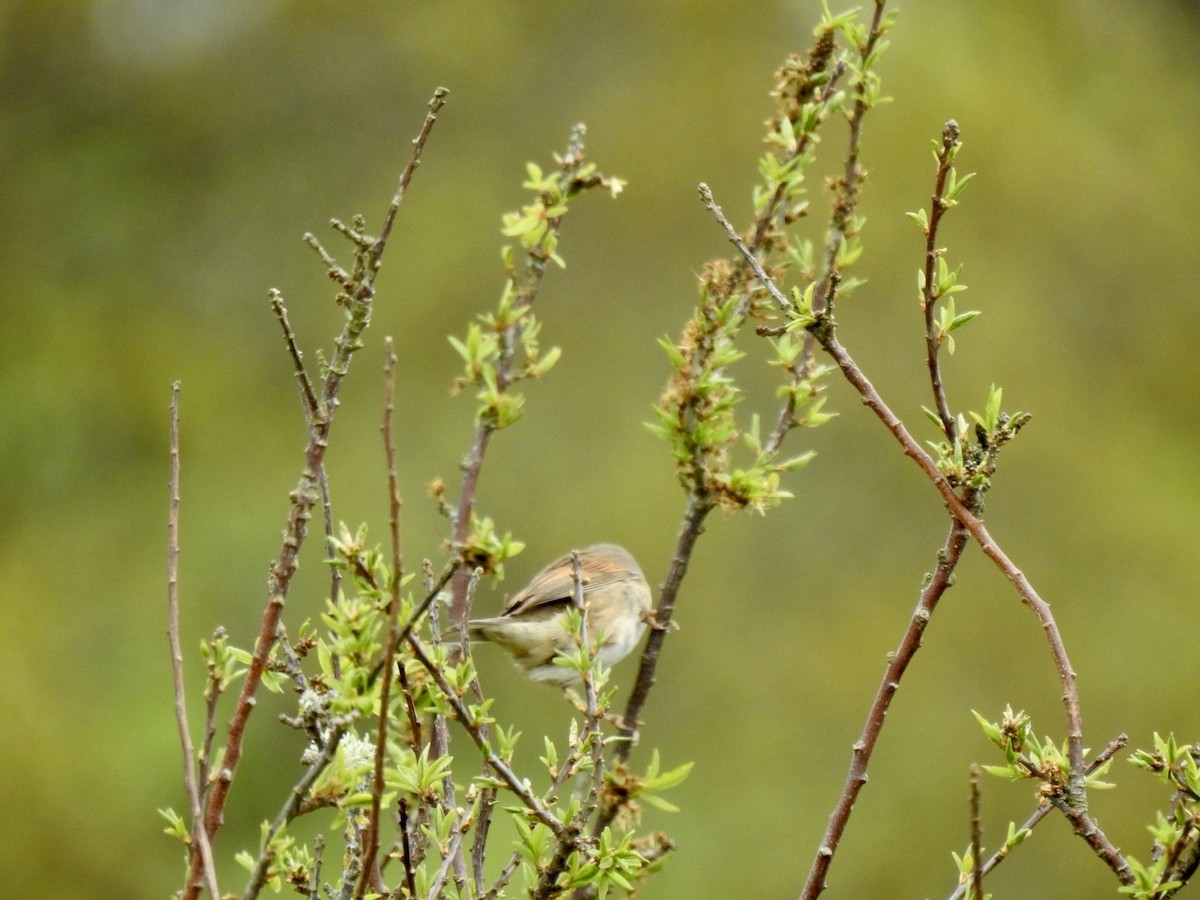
left=357, top=338, right=406, bottom=896
left=484, top=850, right=526, bottom=900
left=396, top=798, right=418, bottom=900
left=427, top=811, right=471, bottom=899
left=699, top=185, right=788, bottom=314
left=307, top=834, right=325, bottom=900
left=404, top=631, right=567, bottom=837
left=468, top=576, right=497, bottom=893
left=270, top=290, right=321, bottom=421
left=921, top=121, right=961, bottom=441
left=531, top=552, right=608, bottom=899
left=969, top=765, right=984, bottom=900
left=748, top=58, right=848, bottom=262
left=371, top=87, right=448, bottom=274
left=797, top=0, right=887, bottom=370
left=197, top=626, right=227, bottom=792
left=569, top=550, right=605, bottom=803
left=424, top=566, right=471, bottom=891
left=167, top=383, right=221, bottom=900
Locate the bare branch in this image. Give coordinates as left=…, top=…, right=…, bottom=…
left=167, top=383, right=221, bottom=900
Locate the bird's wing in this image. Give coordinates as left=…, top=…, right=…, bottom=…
left=501, top=549, right=633, bottom=616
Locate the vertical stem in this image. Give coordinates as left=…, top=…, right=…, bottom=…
left=357, top=338, right=406, bottom=895
left=168, top=384, right=221, bottom=900
left=921, top=121, right=961, bottom=440
left=969, top=764, right=984, bottom=900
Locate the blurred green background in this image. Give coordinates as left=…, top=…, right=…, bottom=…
left=3, top=1, right=1199, bottom=896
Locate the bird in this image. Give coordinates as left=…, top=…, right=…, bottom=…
left=466, top=543, right=652, bottom=687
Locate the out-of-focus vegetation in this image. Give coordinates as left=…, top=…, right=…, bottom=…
left=2, top=1, right=1198, bottom=897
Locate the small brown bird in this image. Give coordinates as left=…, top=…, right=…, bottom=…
left=467, top=544, right=652, bottom=687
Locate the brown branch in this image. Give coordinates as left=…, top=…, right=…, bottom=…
left=396, top=798, right=418, bottom=900
left=168, top=384, right=221, bottom=900
left=797, top=0, right=886, bottom=364
left=306, top=834, right=325, bottom=900
left=920, top=121, right=961, bottom=440
left=708, top=189, right=1087, bottom=796
left=748, top=58, right=849, bottom=268
left=448, top=425, right=493, bottom=622
left=947, top=734, right=1128, bottom=900
left=703, top=181, right=1112, bottom=894
left=484, top=850, right=526, bottom=900
left=616, top=493, right=711, bottom=757
left=447, top=124, right=596, bottom=625
left=817, top=324, right=1134, bottom=887
left=183, top=87, right=448, bottom=900
left=802, top=508, right=973, bottom=898
left=356, top=338, right=406, bottom=897
left=197, top=626, right=231, bottom=795
left=1055, top=795, right=1132, bottom=883
left=813, top=329, right=1085, bottom=778
left=404, top=631, right=568, bottom=837
left=371, top=87, right=448, bottom=273
left=427, top=810, right=471, bottom=899
left=269, top=290, right=321, bottom=421
left=969, top=765, right=984, bottom=900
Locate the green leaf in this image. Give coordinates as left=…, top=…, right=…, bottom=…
left=980, top=764, right=1024, bottom=780
left=948, top=309, right=982, bottom=332
left=642, top=794, right=681, bottom=813
left=531, top=345, right=562, bottom=376
left=947, top=170, right=977, bottom=201
left=972, top=709, right=1004, bottom=745
left=905, top=209, right=929, bottom=231
left=656, top=336, right=685, bottom=368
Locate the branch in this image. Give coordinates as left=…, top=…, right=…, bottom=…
left=241, top=728, right=346, bottom=900
left=969, top=765, right=984, bottom=900
left=801, top=507, right=973, bottom=898
left=404, top=631, right=567, bottom=837
left=356, top=338, right=406, bottom=896
left=700, top=179, right=1106, bottom=894
left=813, top=330, right=1085, bottom=781
left=183, top=87, right=448, bottom=900
left=920, top=121, right=961, bottom=440
left=168, top=383, right=221, bottom=900
left=798, top=0, right=887, bottom=375
left=616, top=493, right=710, bottom=757
left=706, top=188, right=1087, bottom=798
left=947, top=735, right=1128, bottom=900
left=531, top=552, right=609, bottom=899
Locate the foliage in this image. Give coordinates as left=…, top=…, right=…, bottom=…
left=158, top=4, right=1200, bottom=899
